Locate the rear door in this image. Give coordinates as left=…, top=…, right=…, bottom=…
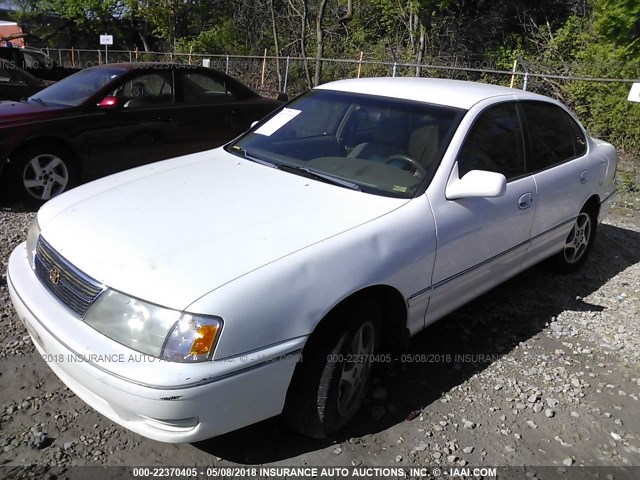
left=171, top=69, right=279, bottom=155
left=519, top=101, right=597, bottom=267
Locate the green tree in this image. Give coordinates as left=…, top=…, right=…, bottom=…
left=568, top=0, right=640, bottom=150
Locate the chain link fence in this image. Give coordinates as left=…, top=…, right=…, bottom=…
left=43, top=47, right=640, bottom=154
left=44, top=48, right=639, bottom=98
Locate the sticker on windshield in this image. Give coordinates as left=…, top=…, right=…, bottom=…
left=255, top=108, right=301, bottom=136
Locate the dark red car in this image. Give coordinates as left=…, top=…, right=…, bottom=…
left=0, top=63, right=284, bottom=204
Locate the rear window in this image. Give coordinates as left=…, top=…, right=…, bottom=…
left=522, top=101, right=587, bottom=172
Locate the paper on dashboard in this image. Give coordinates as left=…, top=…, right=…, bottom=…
left=255, top=108, right=301, bottom=136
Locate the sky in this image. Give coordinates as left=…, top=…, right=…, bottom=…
left=0, top=1, right=18, bottom=12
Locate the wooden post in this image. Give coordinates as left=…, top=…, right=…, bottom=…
left=188, top=45, right=193, bottom=64
left=509, top=59, right=517, bottom=88
left=284, top=56, right=290, bottom=93
left=98, top=49, right=102, bottom=65
left=71, top=47, right=75, bottom=68
left=261, top=48, right=268, bottom=86
left=356, top=51, right=364, bottom=78
left=135, top=47, right=139, bottom=61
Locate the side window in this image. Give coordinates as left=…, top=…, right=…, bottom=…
left=180, top=72, right=232, bottom=104
left=457, top=102, right=525, bottom=180
left=522, top=102, right=587, bottom=171
left=22, top=51, right=42, bottom=68
left=112, top=72, right=173, bottom=109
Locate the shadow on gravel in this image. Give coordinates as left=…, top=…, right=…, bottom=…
left=0, top=199, right=37, bottom=213
left=193, top=223, right=640, bottom=463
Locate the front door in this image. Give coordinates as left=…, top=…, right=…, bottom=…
left=426, top=101, right=536, bottom=323
left=84, top=70, right=183, bottom=180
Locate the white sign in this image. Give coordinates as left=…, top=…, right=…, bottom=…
left=100, top=35, right=113, bottom=46
left=202, top=58, right=211, bottom=68
left=628, top=82, right=640, bottom=103
left=255, top=108, right=302, bottom=136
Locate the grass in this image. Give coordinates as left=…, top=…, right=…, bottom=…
left=615, top=151, right=639, bottom=209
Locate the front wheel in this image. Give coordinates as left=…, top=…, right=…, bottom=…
left=284, top=299, right=381, bottom=438
left=550, top=208, right=597, bottom=273
left=11, top=144, right=77, bottom=205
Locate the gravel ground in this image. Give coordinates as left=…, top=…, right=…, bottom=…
left=0, top=202, right=638, bottom=473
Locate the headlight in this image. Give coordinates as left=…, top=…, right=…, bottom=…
left=26, top=216, right=40, bottom=269
left=84, top=289, right=222, bottom=362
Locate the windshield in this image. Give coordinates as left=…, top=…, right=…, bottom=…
left=28, top=67, right=126, bottom=107
left=228, top=89, right=464, bottom=198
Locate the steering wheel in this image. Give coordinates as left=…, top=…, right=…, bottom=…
left=384, top=154, right=428, bottom=177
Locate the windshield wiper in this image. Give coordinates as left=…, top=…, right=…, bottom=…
left=227, top=145, right=361, bottom=191
left=228, top=145, right=278, bottom=168
left=277, top=164, right=362, bottom=192
left=28, top=97, right=47, bottom=106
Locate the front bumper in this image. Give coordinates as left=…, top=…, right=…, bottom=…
left=7, top=243, right=303, bottom=443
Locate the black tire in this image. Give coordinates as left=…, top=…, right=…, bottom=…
left=284, top=299, right=381, bottom=438
left=550, top=207, right=597, bottom=273
left=10, top=144, right=77, bottom=206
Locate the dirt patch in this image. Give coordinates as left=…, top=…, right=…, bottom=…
left=1, top=203, right=638, bottom=471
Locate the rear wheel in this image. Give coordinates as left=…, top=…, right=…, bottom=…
left=550, top=208, right=597, bottom=273
left=284, top=299, right=381, bottom=438
left=11, top=144, right=77, bottom=205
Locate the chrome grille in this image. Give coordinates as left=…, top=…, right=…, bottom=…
left=34, top=237, right=103, bottom=318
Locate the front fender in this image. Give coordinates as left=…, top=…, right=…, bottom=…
left=187, top=194, right=438, bottom=360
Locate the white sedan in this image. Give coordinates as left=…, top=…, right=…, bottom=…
left=7, top=77, right=617, bottom=443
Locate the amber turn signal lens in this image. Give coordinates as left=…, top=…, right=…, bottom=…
left=189, top=325, right=220, bottom=356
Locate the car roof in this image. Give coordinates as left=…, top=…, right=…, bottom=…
left=315, top=77, right=550, bottom=110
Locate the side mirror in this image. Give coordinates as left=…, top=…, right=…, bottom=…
left=97, top=95, right=122, bottom=109
left=446, top=164, right=507, bottom=200
left=277, top=92, right=289, bottom=102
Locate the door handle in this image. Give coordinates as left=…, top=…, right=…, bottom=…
left=580, top=171, right=588, bottom=184
left=518, top=193, right=533, bottom=210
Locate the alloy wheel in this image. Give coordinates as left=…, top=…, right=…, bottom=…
left=22, top=153, right=70, bottom=200
left=563, top=212, right=592, bottom=264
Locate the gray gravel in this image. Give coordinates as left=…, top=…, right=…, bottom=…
left=0, top=203, right=638, bottom=468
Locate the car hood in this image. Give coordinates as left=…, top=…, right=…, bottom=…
left=0, top=100, right=67, bottom=124
left=38, top=149, right=409, bottom=310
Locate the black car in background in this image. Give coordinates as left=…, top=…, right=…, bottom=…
left=0, top=58, right=54, bottom=100
left=0, top=63, right=284, bottom=204
left=0, top=46, right=79, bottom=81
